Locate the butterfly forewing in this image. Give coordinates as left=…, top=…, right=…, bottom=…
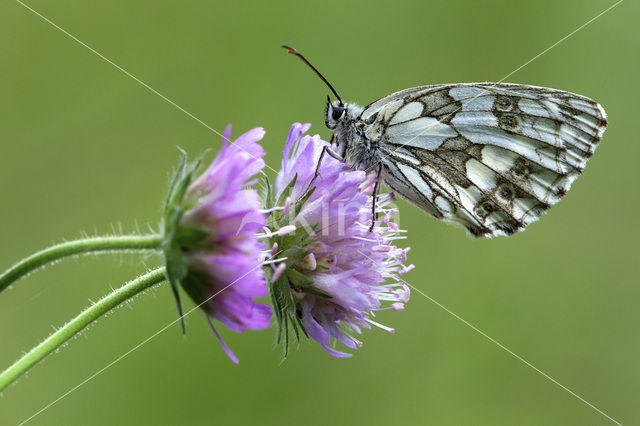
left=368, top=83, right=607, bottom=237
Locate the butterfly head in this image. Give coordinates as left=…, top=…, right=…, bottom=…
left=325, top=97, right=346, bottom=129
left=325, top=98, right=367, bottom=165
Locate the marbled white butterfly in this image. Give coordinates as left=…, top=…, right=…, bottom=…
left=283, top=45, right=608, bottom=237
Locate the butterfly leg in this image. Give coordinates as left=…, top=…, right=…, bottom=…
left=369, top=163, right=382, bottom=232
left=301, top=136, right=341, bottom=198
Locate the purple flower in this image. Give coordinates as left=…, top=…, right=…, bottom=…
left=272, top=123, right=412, bottom=358
left=178, top=125, right=272, bottom=363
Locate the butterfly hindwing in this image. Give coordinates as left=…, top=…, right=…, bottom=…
left=368, top=83, right=607, bottom=237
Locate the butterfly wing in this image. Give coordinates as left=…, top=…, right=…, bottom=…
left=367, top=83, right=607, bottom=237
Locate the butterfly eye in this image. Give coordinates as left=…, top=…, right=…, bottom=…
left=332, top=106, right=346, bottom=121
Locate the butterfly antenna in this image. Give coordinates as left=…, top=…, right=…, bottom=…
left=282, top=44, right=343, bottom=105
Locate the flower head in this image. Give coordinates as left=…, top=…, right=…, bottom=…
left=268, top=123, right=412, bottom=358
left=163, top=125, right=272, bottom=363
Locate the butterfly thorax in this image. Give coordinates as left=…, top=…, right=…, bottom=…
left=327, top=102, right=382, bottom=170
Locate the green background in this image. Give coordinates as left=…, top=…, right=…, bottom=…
left=1, top=0, right=637, bottom=424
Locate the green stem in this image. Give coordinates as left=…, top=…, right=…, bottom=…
left=0, top=267, right=167, bottom=392
left=0, top=234, right=163, bottom=294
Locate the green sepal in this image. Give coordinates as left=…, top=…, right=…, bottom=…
left=258, top=172, right=274, bottom=212
left=287, top=185, right=315, bottom=224
left=173, top=226, right=210, bottom=250
left=286, top=268, right=314, bottom=287
left=161, top=151, right=205, bottom=333
left=268, top=270, right=310, bottom=358
left=288, top=267, right=330, bottom=297
left=275, top=173, right=298, bottom=208
left=179, top=268, right=215, bottom=317
left=277, top=246, right=307, bottom=269
left=300, top=286, right=332, bottom=299
left=264, top=173, right=332, bottom=357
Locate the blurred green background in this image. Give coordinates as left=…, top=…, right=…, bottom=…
left=0, top=0, right=637, bottom=424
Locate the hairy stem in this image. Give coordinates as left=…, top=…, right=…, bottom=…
left=0, top=234, right=163, bottom=293
left=0, top=267, right=167, bottom=392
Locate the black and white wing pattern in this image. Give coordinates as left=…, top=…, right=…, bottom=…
left=364, top=83, right=607, bottom=237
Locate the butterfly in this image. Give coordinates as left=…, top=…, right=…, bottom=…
left=283, top=45, right=608, bottom=237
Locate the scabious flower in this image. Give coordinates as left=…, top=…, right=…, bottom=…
left=163, top=125, right=272, bottom=363
left=268, top=123, right=412, bottom=358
